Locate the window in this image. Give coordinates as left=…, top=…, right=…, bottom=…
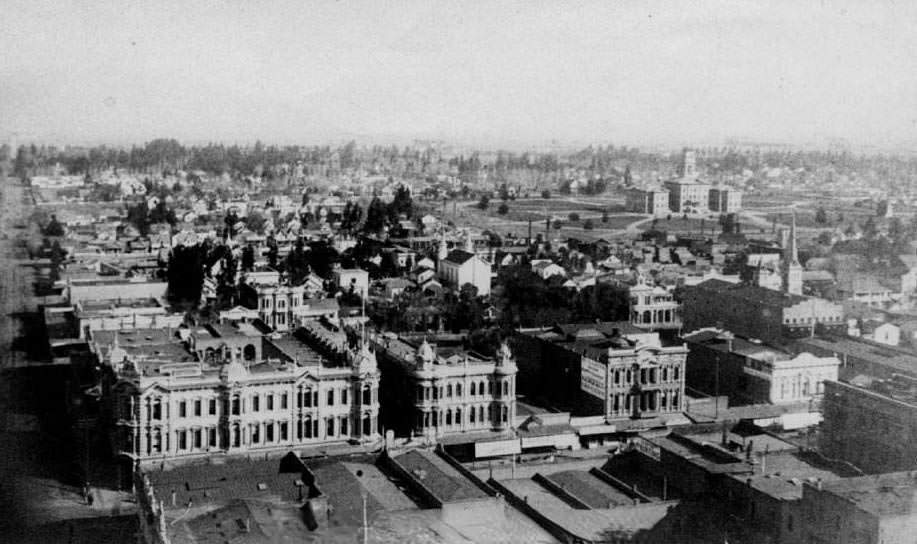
left=327, top=390, right=335, bottom=406
left=456, top=408, right=462, bottom=425
left=179, top=401, right=187, bottom=418
left=341, top=417, right=348, bottom=435
left=280, top=422, right=288, bottom=441
left=193, top=429, right=202, bottom=448
left=208, top=427, right=216, bottom=448
left=471, top=382, right=476, bottom=396
left=362, top=386, right=371, bottom=405
left=503, top=382, right=509, bottom=395
left=194, top=399, right=202, bottom=417
left=446, top=410, right=452, bottom=425
left=304, top=389, right=313, bottom=407
left=457, top=384, right=462, bottom=397
left=327, top=418, right=335, bottom=437
left=152, top=430, right=162, bottom=453
left=470, top=408, right=476, bottom=423
left=281, top=393, right=288, bottom=409
left=253, top=395, right=260, bottom=412
left=266, top=424, right=274, bottom=443
left=267, top=394, right=274, bottom=411
left=447, top=384, right=452, bottom=397
left=232, top=425, right=241, bottom=447
left=252, top=425, right=260, bottom=444
left=178, top=430, right=187, bottom=450
left=232, top=395, right=240, bottom=415
left=479, top=406, right=484, bottom=423
left=152, top=398, right=162, bottom=420
left=342, top=388, right=348, bottom=405
left=209, top=398, right=217, bottom=415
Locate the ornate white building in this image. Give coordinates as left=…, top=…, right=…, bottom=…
left=96, top=322, right=380, bottom=467
left=371, top=333, right=517, bottom=440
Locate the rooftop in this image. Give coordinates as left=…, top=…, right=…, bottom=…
left=390, top=449, right=490, bottom=503
left=691, top=279, right=811, bottom=307
left=817, top=472, right=917, bottom=517
left=794, top=336, right=917, bottom=377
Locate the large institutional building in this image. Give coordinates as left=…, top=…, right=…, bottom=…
left=94, top=320, right=381, bottom=467
left=626, top=149, right=742, bottom=216
left=682, top=279, right=845, bottom=343
left=514, top=322, right=688, bottom=425
left=683, top=328, right=839, bottom=406
left=370, top=332, right=516, bottom=441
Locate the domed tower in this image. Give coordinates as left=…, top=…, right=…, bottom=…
left=416, top=338, right=437, bottom=371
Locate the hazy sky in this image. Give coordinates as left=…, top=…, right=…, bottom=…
left=3, top=0, right=917, bottom=148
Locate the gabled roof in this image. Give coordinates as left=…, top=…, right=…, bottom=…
left=443, top=249, right=476, bottom=265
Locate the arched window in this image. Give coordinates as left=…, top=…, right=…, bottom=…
left=503, top=381, right=509, bottom=395
left=470, top=407, right=476, bottom=423
left=446, top=409, right=452, bottom=425
left=470, top=382, right=476, bottom=396
left=362, top=385, right=371, bottom=405
left=231, top=395, right=240, bottom=415
left=478, top=406, right=485, bottom=423
left=457, top=384, right=462, bottom=397
left=243, top=344, right=256, bottom=361
left=447, top=384, right=453, bottom=397
left=488, top=381, right=493, bottom=395
left=455, top=408, right=462, bottom=425
left=479, top=381, right=486, bottom=396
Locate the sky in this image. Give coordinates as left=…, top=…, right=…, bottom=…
left=3, top=0, right=917, bottom=149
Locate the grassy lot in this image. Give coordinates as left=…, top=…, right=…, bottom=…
left=636, top=216, right=717, bottom=233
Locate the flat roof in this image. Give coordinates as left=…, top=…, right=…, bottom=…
left=818, top=472, right=917, bottom=517
left=795, top=336, right=917, bottom=376
left=391, top=449, right=489, bottom=503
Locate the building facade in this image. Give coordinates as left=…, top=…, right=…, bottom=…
left=629, top=280, right=682, bottom=330
left=438, top=249, right=492, bottom=296
left=682, top=279, right=845, bottom=343
left=708, top=187, right=743, bottom=213
left=96, top=323, right=380, bottom=467
left=797, top=472, right=917, bottom=544
left=664, top=180, right=711, bottom=214
left=514, top=322, right=688, bottom=423
left=820, top=377, right=917, bottom=474
left=625, top=188, right=670, bottom=215
left=371, top=333, right=516, bottom=440
left=683, top=328, right=839, bottom=406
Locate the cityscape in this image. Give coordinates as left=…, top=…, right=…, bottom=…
left=2, top=2, right=917, bottom=543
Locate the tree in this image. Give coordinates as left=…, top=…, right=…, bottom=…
left=126, top=201, right=151, bottom=236
left=241, top=245, right=255, bottom=272
left=815, top=207, right=828, bottom=224
left=541, top=189, right=551, bottom=199
left=568, top=212, right=580, bottom=222
left=583, top=219, right=595, bottom=230
left=167, top=244, right=207, bottom=306
left=363, top=197, right=387, bottom=233
left=245, top=211, right=267, bottom=233
left=497, top=202, right=509, bottom=215
left=43, top=214, right=65, bottom=237
left=552, top=219, right=562, bottom=230
left=477, top=195, right=490, bottom=210
left=876, top=200, right=889, bottom=217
